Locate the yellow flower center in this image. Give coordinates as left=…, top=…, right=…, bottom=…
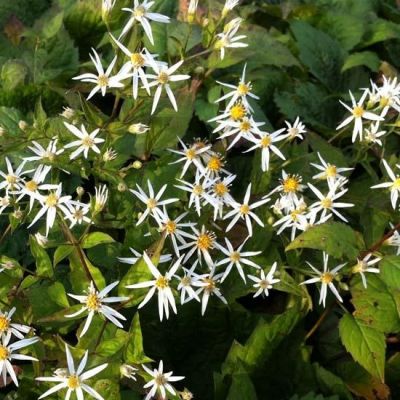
left=6, top=175, right=17, bottom=184
left=86, top=293, right=101, bottom=311
left=240, top=120, right=251, bottom=132
left=181, top=276, right=191, bottom=286
left=320, top=272, right=334, bottom=284
left=165, top=220, right=177, bottom=234
left=203, top=277, right=215, bottom=292
left=325, top=165, right=337, bottom=178
left=290, top=210, right=300, bottom=221
left=259, top=279, right=269, bottom=289
left=229, top=104, right=246, bottom=121
left=207, top=156, right=223, bottom=172
left=155, top=373, right=167, bottom=385
left=25, top=180, right=38, bottom=192
left=97, top=74, right=109, bottom=87
left=260, top=136, right=271, bottom=148
left=45, top=193, right=59, bottom=207
left=147, top=198, right=157, bottom=209
left=82, top=136, right=95, bottom=148
left=380, top=97, right=389, bottom=108
left=193, top=184, right=204, bottom=196
left=352, top=106, right=364, bottom=118
left=134, top=5, right=146, bottom=17
left=282, top=176, right=300, bottom=193
left=0, top=316, right=10, bottom=333
left=186, top=149, right=196, bottom=160
left=67, top=375, right=80, bottom=389
left=158, top=72, right=169, bottom=84
left=44, top=151, right=55, bottom=161
left=352, top=260, right=365, bottom=274
left=288, top=127, right=298, bottom=138
left=73, top=210, right=84, bottom=220
left=214, top=38, right=226, bottom=50
left=131, top=53, right=145, bottom=67
left=155, top=276, right=169, bottom=289
left=230, top=251, right=241, bottom=262
left=320, top=198, right=332, bottom=209
left=0, top=345, right=9, bottom=361
left=392, top=178, right=400, bottom=190
left=237, top=83, right=249, bottom=95
left=196, top=233, right=214, bottom=251
left=240, top=204, right=250, bottom=215
left=214, top=182, right=228, bottom=196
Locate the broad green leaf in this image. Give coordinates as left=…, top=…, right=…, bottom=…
left=1, top=60, right=27, bottom=90
left=0, top=106, right=24, bottom=136
left=29, top=235, right=53, bottom=277
left=286, top=222, right=364, bottom=259
left=341, top=52, right=381, bottom=72
left=226, top=371, right=257, bottom=400
left=81, top=232, right=115, bottom=249
left=339, top=314, right=385, bottom=382
left=97, top=329, right=129, bottom=358
left=362, top=18, right=400, bottom=46
left=54, top=244, right=74, bottom=267
left=47, top=281, right=70, bottom=308
left=125, top=313, right=152, bottom=364
left=94, top=379, right=120, bottom=400
left=380, top=256, right=400, bottom=289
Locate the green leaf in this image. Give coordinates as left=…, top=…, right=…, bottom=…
left=286, top=222, right=364, bottom=259
left=94, top=379, right=120, bottom=400
left=47, top=281, right=70, bottom=308
left=41, top=12, right=64, bottom=39
left=339, top=314, right=385, bottom=382
left=351, top=274, right=400, bottom=333
left=226, top=371, right=257, bottom=400
left=362, top=18, right=400, bottom=46
left=81, top=232, right=115, bottom=249
left=0, top=106, right=24, bottom=136
left=54, top=244, right=74, bottom=267
left=1, top=60, right=27, bottom=90
left=380, top=256, right=400, bottom=289
left=125, top=313, right=152, bottom=364
left=29, top=235, right=53, bottom=277
left=291, top=21, right=345, bottom=90
left=341, top=52, right=381, bottom=72
left=97, top=329, right=129, bottom=357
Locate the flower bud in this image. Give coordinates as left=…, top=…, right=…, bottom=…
left=132, top=160, right=142, bottom=169
left=18, top=120, right=28, bottom=131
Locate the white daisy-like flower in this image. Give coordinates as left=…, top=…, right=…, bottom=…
left=0, top=157, right=31, bottom=194
left=28, top=183, right=74, bottom=235
left=215, top=237, right=261, bottom=282
left=63, top=203, right=91, bottom=228
left=130, top=180, right=178, bottom=225
left=73, top=49, right=128, bottom=100
left=121, top=0, right=170, bottom=44
left=0, top=307, right=31, bottom=341
left=222, top=0, right=240, bottom=17
left=224, top=183, right=269, bottom=236
left=284, top=117, right=306, bottom=141
left=196, top=271, right=227, bottom=315
left=201, top=152, right=230, bottom=179
left=25, top=139, right=64, bottom=163
left=93, top=184, right=108, bottom=212
left=210, top=174, right=237, bottom=220
left=336, top=90, right=383, bottom=142
left=102, top=0, right=115, bottom=14
left=244, top=128, right=286, bottom=171
left=142, top=360, right=184, bottom=400
left=120, top=364, right=138, bottom=381
left=168, top=138, right=211, bottom=178
left=372, top=76, right=400, bottom=116
left=364, top=122, right=386, bottom=146
left=0, top=335, right=39, bottom=387
left=215, top=64, right=259, bottom=111
left=66, top=281, right=128, bottom=337
left=63, top=122, right=105, bottom=160
left=311, top=153, right=353, bottom=183
left=352, top=253, right=381, bottom=288
left=215, top=17, right=247, bottom=60
left=146, top=59, right=191, bottom=114
left=126, top=252, right=183, bottom=321
left=275, top=170, right=306, bottom=207
left=36, top=344, right=108, bottom=400
left=371, top=159, right=400, bottom=209
left=308, top=181, right=354, bottom=223
left=247, top=262, right=280, bottom=297
left=180, top=225, right=217, bottom=268
left=301, top=252, right=346, bottom=307
left=175, top=261, right=207, bottom=304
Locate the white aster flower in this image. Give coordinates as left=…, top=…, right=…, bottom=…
left=247, top=262, right=280, bottom=297
left=63, top=203, right=91, bottom=228
left=142, top=360, right=184, bottom=400
left=176, top=261, right=207, bottom=304
left=352, top=253, right=381, bottom=288
left=275, top=171, right=306, bottom=207
left=371, top=159, right=400, bottom=209
left=130, top=180, right=178, bottom=225
left=63, top=122, right=105, bottom=160
left=73, top=48, right=128, bottom=99
left=308, top=181, right=354, bottom=223
left=146, top=59, right=190, bottom=114
left=0, top=335, right=39, bottom=387
left=224, top=183, right=269, bottom=236
left=373, top=76, right=400, bottom=116
left=244, top=128, right=286, bottom=171
left=222, top=0, right=240, bottom=17
left=336, top=90, right=383, bottom=142
left=102, top=0, right=116, bottom=14
left=37, top=344, right=108, bottom=400
left=215, top=64, right=259, bottom=111
left=66, top=281, right=128, bottom=337
left=0, top=307, right=31, bottom=341
left=0, top=157, right=31, bottom=194
left=94, top=184, right=108, bottom=212
left=126, top=252, right=182, bottom=321
left=196, top=271, right=227, bottom=315
left=25, top=139, right=64, bottom=163
left=364, top=122, right=386, bottom=146
left=121, top=0, right=170, bottom=44
left=120, top=364, right=137, bottom=381
left=215, top=237, right=261, bottom=282
left=215, top=17, right=247, bottom=60
left=284, top=117, right=306, bottom=141
left=201, top=152, right=230, bottom=179
left=301, top=252, right=346, bottom=307
left=311, top=153, right=353, bottom=183
left=210, top=174, right=237, bottom=220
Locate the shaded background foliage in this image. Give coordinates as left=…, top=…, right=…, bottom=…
left=1, top=0, right=400, bottom=399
